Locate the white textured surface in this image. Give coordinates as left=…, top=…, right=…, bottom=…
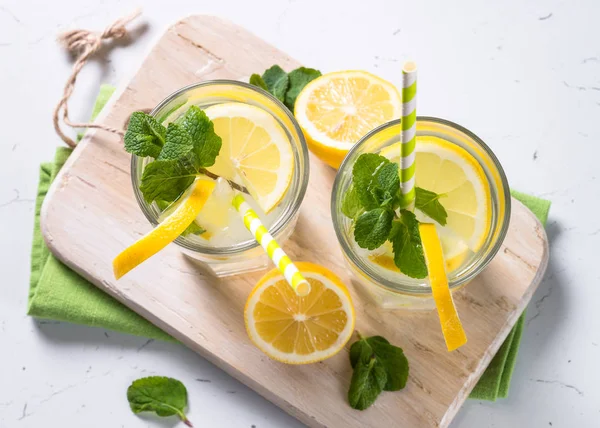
left=1, top=0, right=598, bottom=427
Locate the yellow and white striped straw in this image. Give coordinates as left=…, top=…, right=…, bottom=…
left=232, top=194, right=311, bottom=296
left=400, top=61, right=418, bottom=210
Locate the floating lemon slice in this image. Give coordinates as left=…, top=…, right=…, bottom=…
left=245, top=262, right=355, bottom=364
left=419, top=223, right=467, bottom=351
left=205, top=103, right=294, bottom=213
left=381, top=136, right=492, bottom=253
left=113, top=177, right=215, bottom=279
left=294, top=70, right=402, bottom=168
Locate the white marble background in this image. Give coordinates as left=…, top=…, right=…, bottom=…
left=1, top=0, right=599, bottom=426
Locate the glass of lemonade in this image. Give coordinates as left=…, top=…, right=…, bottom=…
left=131, top=81, right=309, bottom=277
left=331, top=117, right=510, bottom=309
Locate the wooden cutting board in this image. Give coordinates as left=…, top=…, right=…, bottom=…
left=41, top=15, right=549, bottom=428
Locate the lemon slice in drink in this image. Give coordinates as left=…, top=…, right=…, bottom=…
left=381, top=136, right=492, bottom=252
left=419, top=223, right=467, bottom=351
left=204, top=103, right=293, bottom=213
left=295, top=71, right=402, bottom=168
left=245, top=262, right=355, bottom=364
left=113, top=177, right=215, bottom=279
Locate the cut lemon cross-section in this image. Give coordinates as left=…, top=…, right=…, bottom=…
left=245, top=262, right=355, bottom=364
left=419, top=223, right=467, bottom=352
left=295, top=70, right=402, bottom=168
left=381, top=136, right=492, bottom=253
left=204, top=103, right=293, bottom=213
left=113, top=177, right=215, bottom=279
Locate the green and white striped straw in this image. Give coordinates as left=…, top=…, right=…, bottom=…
left=400, top=61, right=418, bottom=210
left=232, top=194, right=311, bottom=296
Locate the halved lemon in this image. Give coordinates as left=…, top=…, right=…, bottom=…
left=419, top=223, right=467, bottom=351
left=113, top=177, right=215, bottom=279
left=245, top=262, right=355, bottom=364
left=204, top=103, right=293, bottom=213
left=294, top=70, right=402, bottom=168
left=381, top=136, right=492, bottom=252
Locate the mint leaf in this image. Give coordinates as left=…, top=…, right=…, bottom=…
left=349, top=336, right=373, bottom=368
left=157, top=123, right=193, bottom=161
left=249, top=65, right=322, bottom=111
left=350, top=335, right=409, bottom=392
left=375, top=162, right=399, bottom=193
left=124, top=112, right=166, bottom=158
left=348, top=357, right=387, bottom=410
left=284, top=67, right=322, bottom=110
left=348, top=334, right=410, bottom=409
left=127, top=376, right=192, bottom=427
left=249, top=74, right=268, bottom=91
left=354, top=208, right=393, bottom=250
left=415, top=187, right=448, bottom=226
left=179, top=106, right=222, bottom=168
left=139, top=160, right=195, bottom=203
left=262, top=65, right=289, bottom=103
left=364, top=336, right=409, bottom=391
left=352, top=153, right=390, bottom=210
left=391, top=210, right=428, bottom=278
left=341, top=184, right=363, bottom=220
left=372, top=162, right=400, bottom=208
left=181, top=221, right=206, bottom=237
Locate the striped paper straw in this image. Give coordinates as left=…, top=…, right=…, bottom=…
left=232, top=194, right=311, bottom=296
left=400, top=61, right=418, bottom=210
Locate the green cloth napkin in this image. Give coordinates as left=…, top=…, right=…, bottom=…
left=28, top=85, right=172, bottom=342
left=28, top=86, right=551, bottom=401
left=470, top=189, right=550, bottom=400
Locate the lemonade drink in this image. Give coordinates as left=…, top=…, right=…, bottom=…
left=331, top=117, right=511, bottom=309
left=131, top=81, right=309, bottom=276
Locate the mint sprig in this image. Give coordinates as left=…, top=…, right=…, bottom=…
left=348, top=333, right=409, bottom=410
left=127, top=376, right=193, bottom=426
left=124, top=107, right=223, bottom=204
left=249, top=65, right=322, bottom=111
left=342, top=153, right=449, bottom=278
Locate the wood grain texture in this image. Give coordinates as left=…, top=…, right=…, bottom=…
left=40, top=15, right=549, bottom=428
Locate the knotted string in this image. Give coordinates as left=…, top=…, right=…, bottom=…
left=52, top=9, right=142, bottom=147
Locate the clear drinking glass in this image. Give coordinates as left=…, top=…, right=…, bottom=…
left=331, top=117, right=511, bottom=309
left=131, top=80, right=310, bottom=277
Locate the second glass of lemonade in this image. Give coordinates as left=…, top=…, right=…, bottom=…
left=132, top=81, right=309, bottom=277
left=332, top=117, right=511, bottom=309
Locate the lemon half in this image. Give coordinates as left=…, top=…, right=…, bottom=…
left=295, top=71, right=402, bottom=168
left=245, top=262, right=355, bottom=364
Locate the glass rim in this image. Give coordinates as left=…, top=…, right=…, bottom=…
left=331, top=116, right=512, bottom=295
left=131, top=79, right=310, bottom=256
